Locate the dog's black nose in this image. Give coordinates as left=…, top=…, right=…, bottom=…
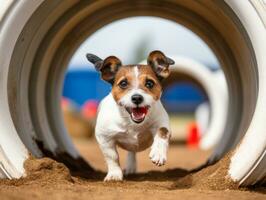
left=131, top=94, right=143, bottom=105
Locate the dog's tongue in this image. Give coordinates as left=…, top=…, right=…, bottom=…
left=132, top=107, right=148, bottom=121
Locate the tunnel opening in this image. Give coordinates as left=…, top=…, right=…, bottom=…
left=60, top=16, right=227, bottom=175
left=2, top=0, right=261, bottom=185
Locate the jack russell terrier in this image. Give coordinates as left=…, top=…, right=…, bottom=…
left=86, top=50, right=174, bottom=181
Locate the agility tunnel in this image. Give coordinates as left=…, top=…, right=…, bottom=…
left=0, top=0, right=265, bottom=187
left=141, top=56, right=229, bottom=150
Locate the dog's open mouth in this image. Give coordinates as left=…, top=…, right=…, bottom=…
left=126, top=106, right=149, bottom=123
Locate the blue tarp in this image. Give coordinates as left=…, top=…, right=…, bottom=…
left=62, top=68, right=207, bottom=113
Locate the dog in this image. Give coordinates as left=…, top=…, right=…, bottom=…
left=86, top=50, right=174, bottom=181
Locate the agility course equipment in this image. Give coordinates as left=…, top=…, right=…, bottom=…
left=140, top=57, right=228, bottom=150
left=0, top=0, right=265, bottom=186
left=166, top=57, right=228, bottom=150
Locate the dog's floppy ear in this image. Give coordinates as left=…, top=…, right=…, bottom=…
left=147, top=50, right=175, bottom=80
left=86, top=53, right=103, bottom=70
left=86, top=53, right=122, bottom=84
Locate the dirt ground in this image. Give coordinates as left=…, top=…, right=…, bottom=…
left=0, top=139, right=265, bottom=200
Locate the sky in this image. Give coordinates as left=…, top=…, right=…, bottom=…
left=68, top=17, right=219, bottom=70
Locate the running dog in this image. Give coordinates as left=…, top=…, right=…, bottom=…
left=86, top=50, right=174, bottom=181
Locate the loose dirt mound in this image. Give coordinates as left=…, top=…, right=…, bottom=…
left=0, top=157, right=74, bottom=187
left=173, top=152, right=238, bottom=190
left=0, top=145, right=265, bottom=200
left=0, top=153, right=236, bottom=190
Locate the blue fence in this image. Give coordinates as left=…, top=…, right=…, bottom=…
left=62, top=68, right=207, bottom=113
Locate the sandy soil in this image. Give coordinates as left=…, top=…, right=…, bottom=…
left=74, top=139, right=211, bottom=172
left=0, top=140, right=265, bottom=200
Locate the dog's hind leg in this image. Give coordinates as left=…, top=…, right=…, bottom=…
left=124, top=151, right=137, bottom=175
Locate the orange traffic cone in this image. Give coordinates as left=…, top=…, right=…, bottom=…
left=187, top=122, right=200, bottom=148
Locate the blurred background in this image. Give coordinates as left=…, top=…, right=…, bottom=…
left=61, top=17, right=222, bottom=171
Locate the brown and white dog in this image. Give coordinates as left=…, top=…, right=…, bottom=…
left=86, top=51, right=174, bottom=181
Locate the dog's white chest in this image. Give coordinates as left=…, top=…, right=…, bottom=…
left=116, top=128, right=154, bottom=152
left=96, top=93, right=169, bottom=153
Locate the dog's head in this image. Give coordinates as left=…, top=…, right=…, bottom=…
left=86, top=50, right=174, bottom=124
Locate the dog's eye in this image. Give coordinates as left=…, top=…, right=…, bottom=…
left=145, top=79, right=155, bottom=89
left=119, top=79, right=128, bottom=89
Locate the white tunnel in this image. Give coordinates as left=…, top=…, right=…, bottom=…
left=0, top=0, right=265, bottom=186
left=140, top=57, right=229, bottom=151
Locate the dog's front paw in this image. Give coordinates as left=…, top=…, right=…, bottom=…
left=104, top=170, right=123, bottom=182
left=149, top=138, right=168, bottom=166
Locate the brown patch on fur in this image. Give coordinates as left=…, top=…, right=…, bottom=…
left=158, top=127, right=170, bottom=139
left=138, top=65, right=162, bottom=100
left=111, top=66, right=134, bottom=102
left=112, top=65, right=162, bottom=103
left=100, top=56, right=121, bottom=82
left=117, top=130, right=154, bottom=152
left=147, top=51, right=173, bottom=79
